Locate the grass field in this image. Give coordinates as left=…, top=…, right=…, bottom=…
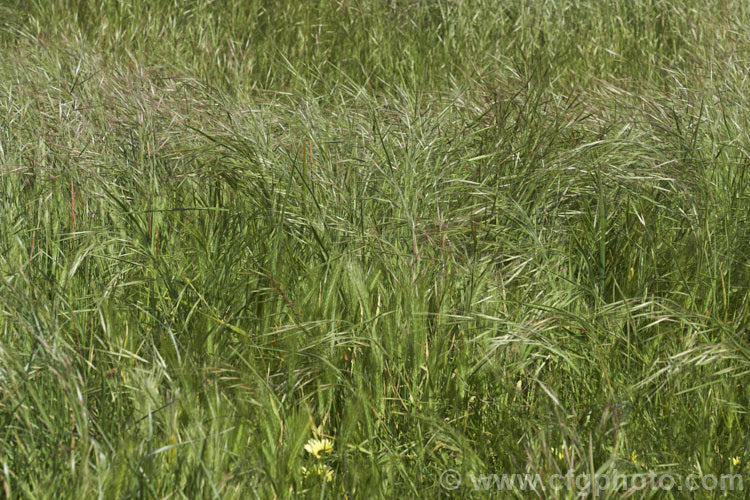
left=1, top=0, right=750, bottom=498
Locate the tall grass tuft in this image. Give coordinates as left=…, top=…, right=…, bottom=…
left=1, top=0, right=749, bottom=497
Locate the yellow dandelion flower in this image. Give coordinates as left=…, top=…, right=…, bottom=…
left=731, top=457, right=741, bottom=467
left=304, top=438, right=334, bottom=459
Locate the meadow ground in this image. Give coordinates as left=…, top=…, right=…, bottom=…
left=1, top=1, right=750, bottom=498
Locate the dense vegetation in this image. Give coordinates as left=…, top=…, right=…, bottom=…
left=1, top=0, right=749, bottom=497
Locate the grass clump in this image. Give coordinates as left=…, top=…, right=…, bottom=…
left=1, top=0, right=750, bottom=498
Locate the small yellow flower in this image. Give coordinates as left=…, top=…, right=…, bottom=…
left=304, top=438, right=334, bottom=459
left=731, top=457, right=741, bottom=467
left=302, top=464, right=334, bottom=482
left=631, top=451, right=638, bottom=463
left=321, top=466, right=335, bottom=482
left=551, top=447, right=564, bottom=460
